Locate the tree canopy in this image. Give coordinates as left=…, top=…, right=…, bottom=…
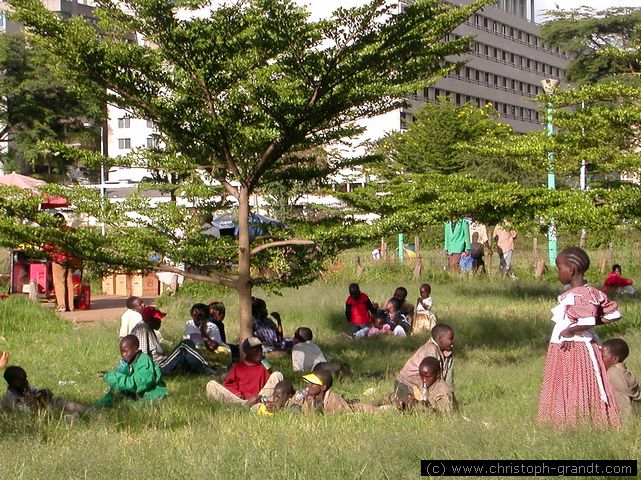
left=0, top=32, right=102, bottom=177
left=4, top=0, right=489, bottom=338
left=541, top=7, right=641, bottom=85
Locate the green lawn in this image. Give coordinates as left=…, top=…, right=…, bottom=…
left=0, top=254, right=640, bottom=479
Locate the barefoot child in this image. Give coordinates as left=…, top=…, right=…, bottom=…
left=538, top=247, right=622, bottom=429
left=413, top=283, right=436, bottom=335
left=601, top=338, right=641, bottom=423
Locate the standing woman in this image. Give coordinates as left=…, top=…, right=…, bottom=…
left=44, top=213, right=78, bottom=312
left=538, top=247, right=622, bottom=429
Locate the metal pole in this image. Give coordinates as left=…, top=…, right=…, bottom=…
left=545, top=99, right=557, bottom=265
left=100, top=126, right=106, bottom=236
left=579, top=101, right=587, bottom=246
left=541, top=78, right=559, bottom=266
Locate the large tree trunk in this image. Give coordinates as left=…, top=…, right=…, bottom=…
left=237, top=186, right=253, bottom=344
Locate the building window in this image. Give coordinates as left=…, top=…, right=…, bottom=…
left=485, top=72, right=490, bottom=83
left=455, top=93, right=462, bottom=105
left=146, top=137, right=159, bottom=149
left=118, top=117, right=130, bottom=129
left=483, top=17, right=488, bottom=28
left=494, top=75, right=499, bottom=86
left=475, top=70, right=480, bottom=81
left=118, top=138, right=131, bottom=149
left=0, top=13, right=5, bottom=29
left=146, top=119, right=154, bottom=128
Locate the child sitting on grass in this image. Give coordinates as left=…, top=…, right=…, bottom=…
left=367, top=312, right=392, bottom=337
left=300, top=370, right=376, bottom=414
left=2, top=365, right=88, bottom=418
left=385, top=298, right=410, bottom=336
left=95, top=335, right=169, bottom=407
left=407, top=357, right=453, bottom=414
left=601, top=338, right=641, bottom=423
left=345, top=283, right=377, bottom=334
left=395, top=324, right=455, bottom=402
left=602, top=264, right=635, bottom=296
left=183, top=303, right=231, bottom=366
left=291, top=327, right=327, bottom=372
left=413, top=283, right=436, bottom=335
left=255, top=380, right=296, bottom=415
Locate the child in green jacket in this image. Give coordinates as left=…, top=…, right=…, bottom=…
left=95, top=335, right=168, bottom=407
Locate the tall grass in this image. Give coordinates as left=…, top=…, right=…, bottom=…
left=1, top=249, right=640, bottom=479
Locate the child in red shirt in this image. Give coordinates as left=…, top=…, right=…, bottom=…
left=205, top=337, right=283, bottom=405
left=345, top=283, right=377, bottom=334
left=602, top=264, right=635, bottom=296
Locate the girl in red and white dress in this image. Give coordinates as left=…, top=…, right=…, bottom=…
left=538, top=247, right=622, bottom=429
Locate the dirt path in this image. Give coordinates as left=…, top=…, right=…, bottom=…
left=57, top=295, right=158, bottom=324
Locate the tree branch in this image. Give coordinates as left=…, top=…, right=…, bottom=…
left=250, top=239, right=315, bottom=255
left=153, top=263, right=238, bottom=289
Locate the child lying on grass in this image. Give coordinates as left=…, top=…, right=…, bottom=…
left=95, top=335, right=169, bottom=407
left=2, top=365, right=88, bottom=419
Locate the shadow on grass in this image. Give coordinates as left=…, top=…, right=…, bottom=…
left=453, top=281, right=560, bottom=301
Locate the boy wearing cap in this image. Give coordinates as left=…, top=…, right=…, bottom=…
left=131, top=306, right=214, bottom=376
left=205, top=337, right=284, bottom=405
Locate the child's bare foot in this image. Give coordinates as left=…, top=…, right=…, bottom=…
left=0, top=351, right=8, bottom=369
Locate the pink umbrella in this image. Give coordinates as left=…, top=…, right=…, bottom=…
left=0, top=172, right=70, bottom=208
left=0, top=172, right=46, bottom=189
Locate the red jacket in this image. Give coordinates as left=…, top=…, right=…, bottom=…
left=222, top=361, right=269, bottom=399
left=602, top=272, right=633, bottom=291
left=345, top=293, right=374, bottom=326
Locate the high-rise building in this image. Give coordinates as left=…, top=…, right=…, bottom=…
left=401, top=0, right=569, bottom=133
left=0, top=0, right=95, bottom=33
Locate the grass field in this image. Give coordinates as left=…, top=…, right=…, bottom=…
left=0, top=249, right=640, bottom=479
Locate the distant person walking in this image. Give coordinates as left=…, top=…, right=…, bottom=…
left=443, top=217, right=471, bottom=272
left=492, top=220, right=517, bottom=277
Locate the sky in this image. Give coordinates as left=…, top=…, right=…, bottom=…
left=302, top=0, right=641, bottom=22
left=536, top=0, right=641, bottom=21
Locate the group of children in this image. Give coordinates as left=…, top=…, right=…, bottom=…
left=2, top=247, right=640, bottom=428
left=345, top=283, right=436, bottom=338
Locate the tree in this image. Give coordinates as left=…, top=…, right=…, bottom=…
left=4, top=0, right=489, bottom=340
left=0, top=32, right=102, bottom=177
left=541, top=7, right=641, bottom=85
left=372, top=97, right=534, bottom=183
